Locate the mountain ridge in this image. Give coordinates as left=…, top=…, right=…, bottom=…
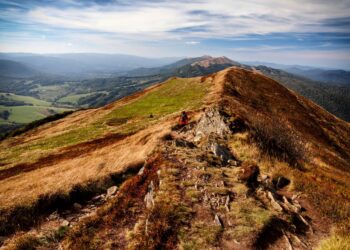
left=0, top=67, right=349, bottom=249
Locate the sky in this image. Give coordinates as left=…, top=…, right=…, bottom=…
left=0, top=0, right=350, bottom=69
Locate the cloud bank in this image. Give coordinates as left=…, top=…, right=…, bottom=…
left=0, top=0, right=349, bottom=68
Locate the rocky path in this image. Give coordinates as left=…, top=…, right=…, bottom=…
left=1, top=107, right=330, bottom=250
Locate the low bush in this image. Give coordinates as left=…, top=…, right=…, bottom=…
left=247, top=116, right=307, bottom=168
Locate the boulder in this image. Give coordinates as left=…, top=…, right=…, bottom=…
left=273, top=176, right=290, bottom=189
left=210, top=142, right=234, bottom=164
left=282, top=196, right=301, bottom=213
left=61, top=220, right=70, bottom=227
left=48, top=211, right=59, bottom=220
left=238, top=163, right=260, bottom=186
left=73, top=203, right=82, bottom=210
left=267, top=191, right=283, bottom=212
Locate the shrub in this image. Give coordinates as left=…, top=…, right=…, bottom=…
left=247, top=116, right=307, bottom=168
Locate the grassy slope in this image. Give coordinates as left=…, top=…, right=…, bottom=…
left=0, top=105, right=71, bottom=124
left=0, top=77, right=209, bottom=166
left=0, top=77, right=210, bottom=211
left=220, top=68, right=350, bottom=247
left=0, top=93, right=51, bottom=106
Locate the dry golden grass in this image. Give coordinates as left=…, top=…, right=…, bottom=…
left=0, top=76, right=211, bottom=237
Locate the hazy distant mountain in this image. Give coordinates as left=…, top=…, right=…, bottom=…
left=244, top=61, right=350, bottom=86
left=0, top=53, right=180, bottom=76
left=0, top=59, right=38, bottom=78
left=127, top=55, right=241, bottom=77
left=255, top=65, right=350, bottom=121
left=285, top=68, right=350, bottom=85
left=243, top=61, right=317, bottom=70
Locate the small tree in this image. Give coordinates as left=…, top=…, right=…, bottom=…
left=0, top=110, right=10, bottom=120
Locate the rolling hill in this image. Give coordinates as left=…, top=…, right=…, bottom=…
left=285, top=67, right=350, bottom=86
left=0, top=67, right=349, bottom=249
left=1, top=55, right=350, bottom=142
left=0, top=53, right=180, bottom=77
left=0, top=60, right=38, bottom=78
left=255, top=66, right=350, bottom=122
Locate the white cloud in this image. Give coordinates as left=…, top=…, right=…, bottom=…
left=185, top=41, right=200, bottom=45
left=20, top=0, right=350, bottom=41
left=1, top=0, right=350, bottom=68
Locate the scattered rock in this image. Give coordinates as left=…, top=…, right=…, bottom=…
left=238, top=163, right=260, bottom=186
left=175, top=138, right=195, bottom=148
left=48, top=211, right=59, bottom=220
left=267, top=191, right=283, bottom=211
left=214, top=214, right=223, bottom=227
left=193, top=131, right=204, bottom=143
left=290, top=234, right=302, bottom=245
left=92, top=195, right=102, bottom=201
left=144, top=181, right=155, bottom=209
left=209, top=142, right=234, bottom=164
left=228, top=159, right=239, bottom=166
left=282, top=196, right=301, bottom=213
left=273, top=176, right=291, bottom=189
left=81, top=208, right=92, bottom=213
left=73, top=203, right=82, bottom=210
left=107, top=186, right=118, bottom=197
left=225, top=195, right=230, bottom=212
left=138, top=166, right=145, bottom=175
left=61, top=220, right=70, bottom=227
left=297, top=214, right=310, bottom=228
left=283, top=234, right=293, bottom=250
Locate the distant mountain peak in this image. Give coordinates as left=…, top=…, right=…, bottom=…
left=191, top=55, right=239, bottom=68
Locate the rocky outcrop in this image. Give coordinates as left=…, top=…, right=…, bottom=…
left=194, top=107, right=230, bottom=142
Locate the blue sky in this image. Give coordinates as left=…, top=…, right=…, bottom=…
left=0, top=0, right=350, bottom=69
